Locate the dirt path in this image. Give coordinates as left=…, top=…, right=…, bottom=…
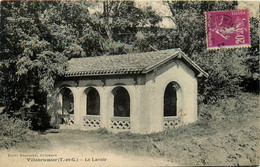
left=0, top=131, right=176, bottom=167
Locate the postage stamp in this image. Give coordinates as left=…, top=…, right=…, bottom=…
left=206, top=9, right=251, bottom=50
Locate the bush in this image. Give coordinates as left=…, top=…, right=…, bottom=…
left=193, top=49, right=249, bottom=103
left=198, top=91, right=258, bottom=121
left=0, top=114, right=34, bottom=149
left=103, top=41, right=137, bottom=55
left=19, top=104, right=51, bottom=131
left=30, top=107, right=51, bottom=131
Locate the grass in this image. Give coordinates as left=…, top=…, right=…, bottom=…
left=89, top=91, right=260, bottom=166
left=1, top=92, right=259, bottom=166
left=0, top=113, right=50, bottom=150
left=0, top=114, right=32, bottom=149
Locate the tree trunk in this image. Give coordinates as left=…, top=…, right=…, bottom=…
left=103, top=1, right=113, bottom=42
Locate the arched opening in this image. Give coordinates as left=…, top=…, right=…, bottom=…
left=112, top=87, right=130, bottom=117
left=164, top=82, right=180, bottom=117
left=57, top=87, right=74, bottom=125
left=60, top=87, right=74, bottom=115
left=85, top=88, right=100, bottom=115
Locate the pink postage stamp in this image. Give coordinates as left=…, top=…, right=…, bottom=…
left=206, top=9, right=251, bottom=50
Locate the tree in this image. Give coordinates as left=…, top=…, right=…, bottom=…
left=192, top=49, right=249, bottom=103
left=166, top=1, right=239, bottom=54
left=0, top=1, right=98, bottom=115
left=165, top=1, right=259, bottom=103
left=90, top=1, right=162, bottom=54
left=0, top=1, right=163, bottom=117
left=36, top=1, right=103, bottom=57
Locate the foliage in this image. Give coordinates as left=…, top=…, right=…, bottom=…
left=19, top=104, right=51, bottom=130
left=40, top=1, right=103, bottom=57
left=247, top=17, right=260, bottom=76
left=0, top=39, right=68, bottom=112
left=0, top=2, right=69, bottom=113
left=133, top=28, right=177, bottom=52
left=166, top=1, right=239, bottom=54
left=0, top=1, right=161, bottom=113
left=166, top=1, right=259, bottom=102
left=130, top=1, right=259, bottom=101
left=194, top=49, right=249, bottom=103
left=0, top=113, right=33, bottom=148
left=198, top=91, right=258, bottom=120
left=241, top=17, right=260, bottom=93
left=91, top=1, right=161, bottom=54
left=103, top=41, right=137, bottom=55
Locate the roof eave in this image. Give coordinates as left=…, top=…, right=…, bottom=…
left=178, top=51, right=209, bottom=78
left=64, top=70, right=144, bottom=77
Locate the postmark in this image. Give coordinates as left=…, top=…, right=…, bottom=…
left=206, top=9, right=251, bottom=50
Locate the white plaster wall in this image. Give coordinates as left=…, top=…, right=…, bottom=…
left=143, top=60, right=198, bottom=133
left=139, top=85, right=150, bottom=133
left=48, top=85, right=143, bottom=133
left=103, top=85, right=141, bottom=133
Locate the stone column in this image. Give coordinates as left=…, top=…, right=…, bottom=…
left=191, top=77, right=198, bottom=123
left=70, top=87, right=85, bottom=127
left=98, top=87, right=110, bottom=129
left=182, top=77, right=197, bottom=123
left=148, top=81, right=164, bottom=133
left=129, top=86, right=141, bottom=133
left=174, top=61, right=198, bottom=124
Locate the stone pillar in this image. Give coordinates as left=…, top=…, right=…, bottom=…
left=81, top=87, right=87, bottom=118
left=139, top=85, right=149, bottom=134
left=129, top=86, right=141, bottom=133
left=182, top=78, right=197, bottom=123
left=148, top=81, right=164, bottom=133
left=192, top=78, right=198, bottom=123
left=70, top=87, right=85, bottom=127
left=98, top=87, right=110, bottom=129
left=180, top=77, right=197, bottom=124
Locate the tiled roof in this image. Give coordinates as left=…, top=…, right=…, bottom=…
left=65, top=49, right=208, bottom=78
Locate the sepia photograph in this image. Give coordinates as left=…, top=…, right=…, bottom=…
left=0, top=0, right=259, bottom=166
